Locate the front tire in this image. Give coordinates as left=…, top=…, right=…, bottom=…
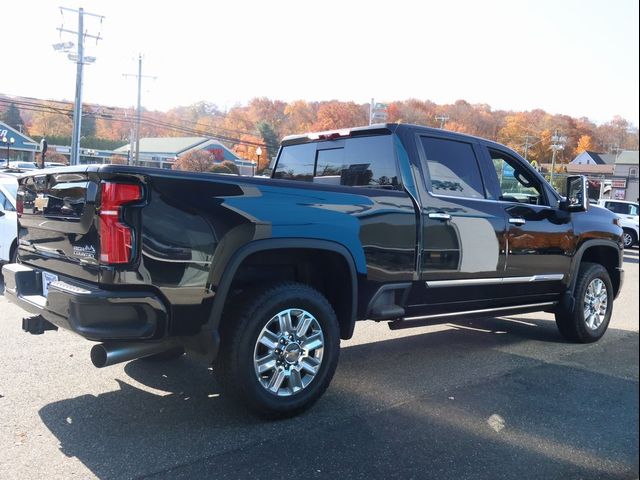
left=217, top=282, right=340, bottom=417
left=555, top=262, right=613, bottom=343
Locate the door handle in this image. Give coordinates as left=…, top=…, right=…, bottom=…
left=508, top=218, right=526, bottom=225
left=428, top=212, right=451, bottom=221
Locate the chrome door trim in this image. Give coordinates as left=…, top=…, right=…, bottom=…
left=426, top=274, right=564, bottom=288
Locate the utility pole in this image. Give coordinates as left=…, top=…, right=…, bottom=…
left=54, top=7, right=103, bottom=165
left=435, top=114, right=449, bottom=129
left=522, top=133, right=535, bottom=162
left=550, top=129, right=567, bottom=186
left=369, top=98, right=374, bottom=126
left=124, top=54, right=156, bottom=165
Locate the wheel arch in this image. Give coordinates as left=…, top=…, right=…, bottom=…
left=568, top=239, right=623, bottom=298
left=206, top=238, right=359, bottom=347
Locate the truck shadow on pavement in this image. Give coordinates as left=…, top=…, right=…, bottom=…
left=37, top=316, right=639, bottom=480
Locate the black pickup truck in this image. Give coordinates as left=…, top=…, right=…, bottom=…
left=2, top=124, right=624, bottom=416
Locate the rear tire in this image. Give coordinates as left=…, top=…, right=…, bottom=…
left=9, top=243, right=18, bottom=264
left=622, top=229, right=637, bottom=249
left=555, top=262, right=613, bottom=343
left=217, top=282, right=340, bottom=418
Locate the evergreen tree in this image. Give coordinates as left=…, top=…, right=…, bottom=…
left=1, top=103, right=24, bottom=132
left=256, top=121, right=279, bottom=163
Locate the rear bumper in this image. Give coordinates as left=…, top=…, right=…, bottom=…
left=2, top=263, right=167, bottom=341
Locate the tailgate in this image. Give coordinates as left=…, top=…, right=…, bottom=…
left=17, top=168, right=102, bottom=282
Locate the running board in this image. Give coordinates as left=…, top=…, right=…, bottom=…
left=388, top=302, right=557, bottom=330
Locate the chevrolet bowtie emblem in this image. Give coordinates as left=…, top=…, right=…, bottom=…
left=34, top=195, right=49, bottom=209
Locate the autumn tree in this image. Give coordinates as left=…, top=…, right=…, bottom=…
left=313, top=101, right=368, bottom=130
left=29, top=107, right=72, bottom=137
left=173, top=150, right=215, bottom=172
left=575, top=135, right=595, bottom=154
left=283, top=100, right=317, bottom=134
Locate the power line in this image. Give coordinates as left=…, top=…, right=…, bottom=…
left=0, top=97, right=269, bottom=151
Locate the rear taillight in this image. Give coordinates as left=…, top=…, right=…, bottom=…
left=16, top=193, right=23, bottom=215
left=99, top=182, right=142, bottom=264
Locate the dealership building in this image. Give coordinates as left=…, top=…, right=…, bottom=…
left=0, top=121, right=38, bottom=163
left=114, top=136, right=253, bottom=172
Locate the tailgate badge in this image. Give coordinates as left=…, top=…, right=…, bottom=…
left=34, top=194, right=49, bottom=209
left=73, top=245, right=97, bottom=258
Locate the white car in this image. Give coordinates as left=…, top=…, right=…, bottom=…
left=0, top=175, right=18, bottom=263
left=7, top=161, right=38, bottom=171
left=597, top=199, right=639, bottom=248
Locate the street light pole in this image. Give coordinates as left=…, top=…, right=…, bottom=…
left=255, top=146, right=262, bottom=176
left=2, top=136, right=15, bottom=167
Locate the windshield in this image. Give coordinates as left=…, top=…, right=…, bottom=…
left=3, top=183, right=17, bottom=200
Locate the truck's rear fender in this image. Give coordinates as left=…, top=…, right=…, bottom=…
left=206, top=238, right=359, bottom=347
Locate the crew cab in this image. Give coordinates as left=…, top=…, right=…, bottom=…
left=2, top=124, right=624, bottom=416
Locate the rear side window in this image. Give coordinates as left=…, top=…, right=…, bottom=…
left=420, top=137, right=485, bottom=199
left=273, top=143, right=316, bottom=181
left=274, top=135, right=399, bottom=190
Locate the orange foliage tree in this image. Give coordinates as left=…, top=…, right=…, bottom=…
left=174, top=150, right=215, bottom=172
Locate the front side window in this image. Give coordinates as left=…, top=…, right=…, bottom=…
left=420, top=137, right=485, bottom=199
left=490, top=149, right=545, bottom=205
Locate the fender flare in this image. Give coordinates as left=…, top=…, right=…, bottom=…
left=567, top=238, right=622, bottom=293
left=199, top=238, right=359, bottom=360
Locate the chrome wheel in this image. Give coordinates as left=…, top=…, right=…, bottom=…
left=583, top=278, right=608, bottom=330
left=253, top=308, right=324, bottom=397
left=623, top=232, right=634, bottom=248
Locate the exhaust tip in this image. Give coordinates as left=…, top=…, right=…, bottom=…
left=90, top=344, right=108, bottom=368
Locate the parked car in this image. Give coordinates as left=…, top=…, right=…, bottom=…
left=597, top=199, right=639, bottom=248
left=3, top=124, right=624, bottom=416
left=0, top=174, right=18, bottom=263
left=7, top=161, right=38, bottom=170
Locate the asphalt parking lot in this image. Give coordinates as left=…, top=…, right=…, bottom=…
left=0, top=250, right=638, bottom=480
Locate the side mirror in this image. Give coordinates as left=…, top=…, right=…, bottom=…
left=560, top=175, right=588, bottom=212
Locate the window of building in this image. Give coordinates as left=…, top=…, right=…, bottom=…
left=420, top=137, right=485, bottom=199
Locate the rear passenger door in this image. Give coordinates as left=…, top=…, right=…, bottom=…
left=409, top=135, right=508, bottom=313
left=274, top=134, right=418, bottom=283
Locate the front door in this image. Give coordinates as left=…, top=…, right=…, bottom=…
left=487, top=148, right=572, bottom=301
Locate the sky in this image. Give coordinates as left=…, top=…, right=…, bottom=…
left=1, top=0, right=638, bottom=125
